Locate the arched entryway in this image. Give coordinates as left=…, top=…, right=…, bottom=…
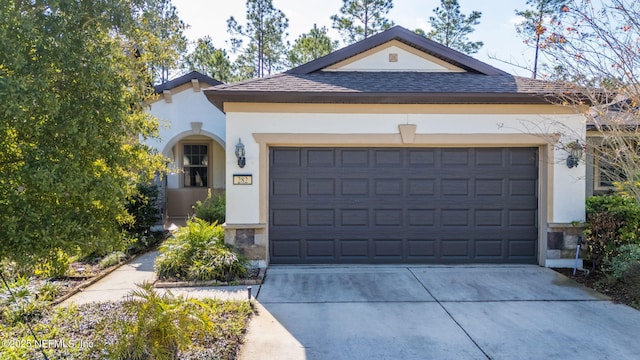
left=161, top=128, right=225, bottom=222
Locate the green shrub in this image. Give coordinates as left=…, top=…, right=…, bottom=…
left=193, top=190, right=225, bottom=224
left=0, top=276, right=44, bottom=325
left=188, top=247, right=247, bottom=282
left=110, top=283, right=214, bottom=360
left=126, top=232, right=164, bottom=256
left=34, top=249, right=70, bottom=279
left=155, top=218, right=245, bottom=282
left=99, top=251, right=128, bottom=269
left=584, top=194, right=640, bottom=267
left=605, top=244, right=640, bottom=279
left=36, top=281, right=60, bottom=302
left=123, top=182, right=161, bottom=235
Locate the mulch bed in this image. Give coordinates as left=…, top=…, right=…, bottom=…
left=553, top=267, right=639, bottom=310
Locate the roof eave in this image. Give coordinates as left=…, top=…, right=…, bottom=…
left=204, top=90, right=559, bottom=112
left=153, top=71, right=223, bottom=94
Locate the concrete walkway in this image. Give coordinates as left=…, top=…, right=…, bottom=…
left=59, top=254, right=640, bottom=360
left=240, top=265, right=640, bottom=360
left=59, top=250, right=250, bottom=306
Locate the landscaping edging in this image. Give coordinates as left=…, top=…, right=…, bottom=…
left=154, top=267, right=267, bottom=288
left=51, top=257, right=134, bottom=306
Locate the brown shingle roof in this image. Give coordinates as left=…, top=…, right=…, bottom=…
left=213, top=71, right=563, bottom=94
left=205, top=72, right=571, bottom=110
left=203, top=26, right=586, bottom=111
left=154, top=71, right=222, bottom=94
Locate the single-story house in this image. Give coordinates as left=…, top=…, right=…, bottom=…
left=202, top=26, right=592, bottom=268
left=147, top=71, right=226, bottom=222
left=153, top=26, right=602, bottom=268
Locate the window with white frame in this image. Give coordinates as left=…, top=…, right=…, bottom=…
left=183, top=144, right=208, bottom=187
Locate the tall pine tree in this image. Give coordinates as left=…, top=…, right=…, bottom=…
left=287, top=25, right=339, bottom=67
left=227, top=0, right=289, bottom=79
left=136, top=0, right=188, bottom=83
left=331, top=0, right=394, bottom=44
left=422, top=0, right=483, bottom=55
left=183, top=36, right=234, bottom=83
left=515, top=0, right=566, bottom=79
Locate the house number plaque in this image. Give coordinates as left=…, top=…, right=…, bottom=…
left=233, top=174, right=252, bottom=185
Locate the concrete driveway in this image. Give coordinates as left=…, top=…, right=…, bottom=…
left=240, top=265, right=640, bottom=360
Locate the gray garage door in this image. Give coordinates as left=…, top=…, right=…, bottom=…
left=269, top=147, right=538, bottom=264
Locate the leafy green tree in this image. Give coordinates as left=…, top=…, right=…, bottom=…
left=183, top=36, right=234, bottom=83
left=136, top=0, right=189, bottom=83
left=287, top=25, right=339, bottom=67
left=414, top=28, right=427, bottom=37
left=421, top=0, right=483, bottom=55
left=227, top=0, right=289, bottom=79
left=0, top=0, right=168, bottom=266
left=515, top=0, right=566, bottom=79
left=331, top=0, right=394, bottom=44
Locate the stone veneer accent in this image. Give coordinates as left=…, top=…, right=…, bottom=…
left=223, top=224, right=267, bottom=267
left=546, top=223, right=586, bottom=263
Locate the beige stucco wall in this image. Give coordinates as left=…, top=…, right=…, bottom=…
left=223, top=103, right=586, bottom=266
left=146, top=80, right=227, bottom=219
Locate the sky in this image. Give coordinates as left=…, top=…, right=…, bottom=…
left=171, top=0, right=536, bottom=76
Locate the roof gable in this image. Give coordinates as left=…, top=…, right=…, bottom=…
left=323, top=40, right=465, bottom=72
left=286, top=26, right=507, bottom=76
left=153, top=71, right=223, bottom=94
left=204, top=26, right=584, bottom=111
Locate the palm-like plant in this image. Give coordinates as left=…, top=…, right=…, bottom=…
left=111, top=282, right=213, bottom=360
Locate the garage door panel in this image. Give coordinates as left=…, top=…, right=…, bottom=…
left=475, top=210, right=503, bottom=226
left=307, top=149, right=335, bottom=166
left=374, top=209, right=403, bottom=226
left=441, top=210, right=470, bottom=226
left=272, top=179, right=301, bottom=196
left=340, top=240, right=370, bottom=257
left=307, top=178, right=335, bottom=195
left=510, top=179, right=537, bottom=196
left=307, top=209, right=335, bottom=226
left=474, top=240, right=504, bottom=257
left=441, top=179, right=469, bottom=195
left=408, top=209, right=436, bottom=226
left=509, top=240, right=537, bottom=257
left=341, top=179, right=370, bottom=195
left=407, top=239, right=437, bottom=258
left=271, top=209, right=301, bottom=226
left=408, top=179, right=437, bottom=195
left=509, top=210, right=537, bottom=226
left=408, top=149, right=436, bottom=166
left=374, top=149, right=403, bottom=166
left=270, top=147, right=538, bottom=264
left=341, top=209, right=369, bottom=226
left=306, top=239, right=335, bottom=258
left=374, top=240, right=403, bottom=258
left=340, top=149, right=369, bottom=167
left=475, top=179, right=504, bottom=196
left=271, top=240, right=301, bottom=258
left=510, top=148, right=538, bottom=165
left=375, top=179, right=403, bottom=195
left=440, top=240, right=471, bottom=257
left=475, top=148, right=505, bottom=166
left=271, top=148, right=301, bottom=166
left=441, top=149, right=470, bottom=166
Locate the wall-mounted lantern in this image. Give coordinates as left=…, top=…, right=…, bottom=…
left=566, top=140, right=583, bottom=168
left=235, top=138, right=246, bottom=168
